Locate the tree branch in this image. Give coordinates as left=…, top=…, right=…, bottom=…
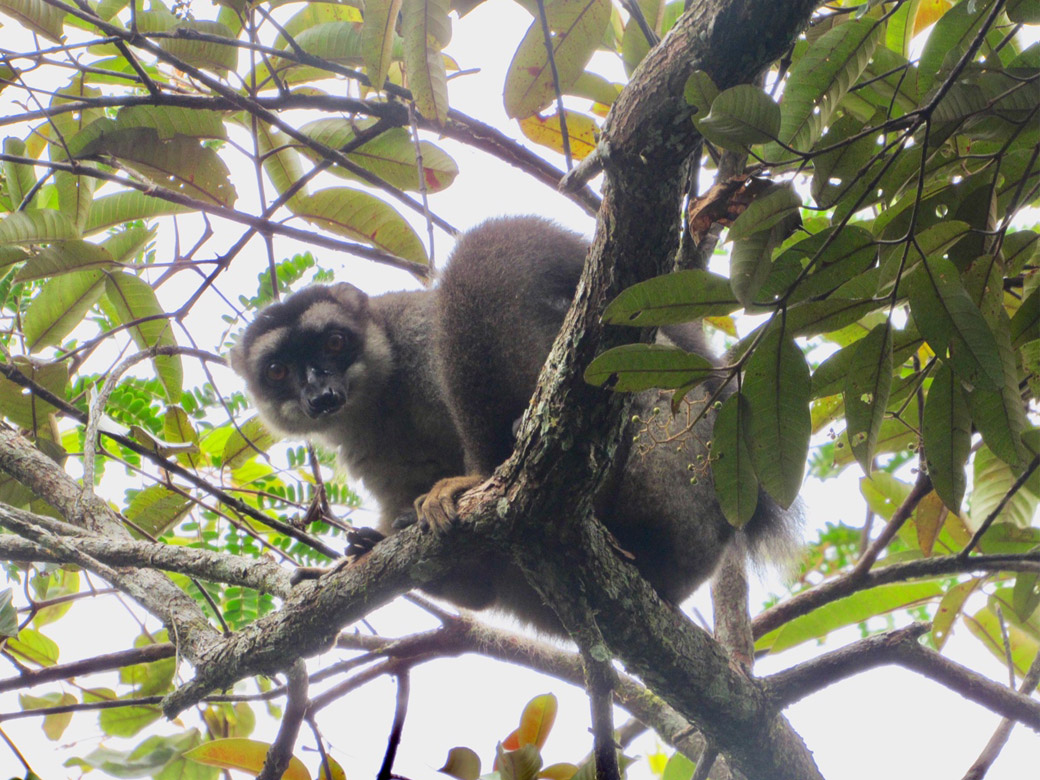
left=764, top=623, right=1040, bottom=730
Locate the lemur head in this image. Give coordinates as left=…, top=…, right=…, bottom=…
left=230, top=283, right=381, bottom=436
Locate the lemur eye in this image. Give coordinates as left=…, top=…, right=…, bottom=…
left=265, top=362, right=288, bottom=382
left=324, top=332, right=346, bottom=353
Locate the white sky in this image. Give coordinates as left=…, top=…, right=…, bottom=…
left=0, top=2, right=1037, bottom=779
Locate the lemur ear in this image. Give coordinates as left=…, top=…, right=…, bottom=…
left=329, top=283, right=369, bottom=317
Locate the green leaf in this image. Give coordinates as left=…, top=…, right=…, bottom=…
left=19, top=692, right=78, bottom=740
left=15, top=240, right=117, bottom=281
left=83, top=191, right=193, bottom=235
left=757, top=581, right=944, bottom=653
left=1010, top=287, right=1040, bottom=349
left=932, top=578, right=983, bottom=651
left=969, top=444, right=1040, bottom=530
left=23, top=269, right=105, bottom=350
left=292, top=187, right=428, bottom=264
left=682, top=69, right=719, bottom=118
left=101, top=224, right=156, bottom=264
left=0, top=357, right=69, bottom=431
left=362, top=0, right=404, bottom=90
left=3, top=137, right=37, bottom=209
left=503, top=0, right=611, bottom=119
left=743, top=328, right=811, bottom=507
left=115, top=105, right=227, bottom=140
left=774, top=224, right=878, bottom=304
left=619, top=0, right=662, bottom=75
left=0, top=589, right=18, bottom=638
left=877, top=221, right=973, bottom=295
left=922, top=363, right=971, bottom=512
left=252, top=122, right=307, bottom=206
left=160, top=20, right=239, bottom=75
left=0, top=210, right=79, bottom=245
left=298, top=118, right=458, bottom=192
left=1007, top=0, right=1040, bottom=23
left=223, top=416, right=276, bottom=470
left=710, top=393, right=758, bottom=528
left=918, top=0, right=997, bottom=93
left=767, top=18, right=882, bottom=158
left=843, top=321, right=893, bottom=472
left=584, top=344, right=716, bottom=392
left=126, top=484, right=191, bottom=538
left=439, top=747, right=481, bottom=780
left=0, top=0, right=65, bottom=42
left=103, top=272, right=183, bottom=400
left=696, top=84, right=781, bottom=151
left=906, top=255, right=1004, bottom=393
left=497, top=743, right=542, bottom=780
left=809, top=113, right=879, bottom=208
left=80, top=128, right=236, bottom=208
left=727, top=184, right=802, bottom=243
left=100, top=703, right=163, bottom=738
left=8, top=627, right=59, bottom=666
left=602, top=269, right=740, bottom=326
left=402, top=0, right=452, bottom=124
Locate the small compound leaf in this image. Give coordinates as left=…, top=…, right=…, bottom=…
left=744, top=328, right=811, bottom=507
left=922, top=363, right=971, bottom=511
left=439, top=747, right=481, bottom=780
left=185, top=738, right=310, bottom=780
left=503, top=0, right=611, bottom=119
left=584, top=344, right=716, bottom=392
left=843, top=321, right=893, bottom=472
left=710, top=392, right=759, bottom=528
left=518, top=110, right=598, bottom=160
left=696, top=84, right=781, bottom=150
left=292, top=187, right=428, bottom=264
left=602, top=269, right=740, bottom=326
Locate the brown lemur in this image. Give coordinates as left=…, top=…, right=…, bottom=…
left=231, top=216, right=795, bottom=634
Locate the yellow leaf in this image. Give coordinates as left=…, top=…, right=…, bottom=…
left=185, top=738, right=311, bottom=780
left=518, top=111, right=597, bottom=160
left=517, top=693, right=557, bottom=749
left=912, top=0, right=955, bottom=37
